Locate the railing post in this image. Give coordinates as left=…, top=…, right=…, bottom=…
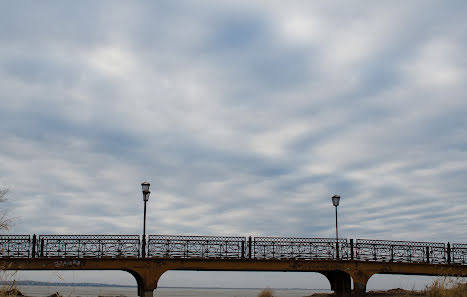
left=272, top=241, right=275, bottom=259
left=225, top=241, right=228, bottom=258
left=248, top=236, right=252, bottom=259
left=426, top=246, right=430, bottom=263
left=32, top=234, right=37, bottom=258
left=77, top=239, right=80, bottom=258
left=99, top=238, right=103, bottom=257
left=117, top=238, right=122, bottom=257
left=142, top=235, right=146, bottom=258
left=336, top=240, right=339, bottom=260
left=40, top=238, right=44, bottom=257
left=241, top=240, right=245, bottom=259
left=447, top=242, right=451, bottom=264
left=350, top=239, right=354, bottom=260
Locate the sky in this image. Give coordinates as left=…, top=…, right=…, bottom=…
left=1, top=0, right=466, bottom=291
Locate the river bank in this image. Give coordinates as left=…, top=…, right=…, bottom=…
left=310, top=288, right=424, bottom=297
left=309, top=282, right=467, bottom=297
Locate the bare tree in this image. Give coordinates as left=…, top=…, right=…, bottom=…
left=0, top=188, right=10, bottom=231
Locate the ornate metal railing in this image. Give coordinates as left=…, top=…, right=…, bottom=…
left=252, top=237, right=349, bottom=260
left=0, top=235, right=31, bottom=257
left=38, top=235, right=140, bottom=258
left=0, top=234, right=465, bottom=265
left=147, top=235, right=246, bottom=258
left=355, top=239, right=446, bottom=264
left=452, top=243, right=467, bottom=265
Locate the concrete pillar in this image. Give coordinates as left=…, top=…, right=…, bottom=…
left=127, top=267, right=166, bottom=297
left=353, top=280, right=367, bottom=297
left=321, top=271, right=352, bottom=297
left=348, top=271, right=374, bottom=297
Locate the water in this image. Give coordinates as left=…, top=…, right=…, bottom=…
left=17, top=285, right=331, bottom=297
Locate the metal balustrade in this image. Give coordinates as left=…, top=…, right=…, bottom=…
left=355, top=239, right=446, bottom=264
left=147, top=235, right=246, bottom=258
left=452, top=243, right=467, bottom=265
left=0, top=235, right=30, bottom=258
left=252, top=237, right=349, bottom=260
left=0, top=234, right=465, bottom=265
left=38, top=235, right=140, bottom=258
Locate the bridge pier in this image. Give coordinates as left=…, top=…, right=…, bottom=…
left=348, top=271, right=374, bottom=297
left=127, top=267, right=167, bottom=297
left=321, top=271, right=352, bottom=297
left=141, top=289, right=154, bottom=297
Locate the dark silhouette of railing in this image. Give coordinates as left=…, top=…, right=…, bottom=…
left=147, top=235, right=245, bottom=258
left=354, top=239, right=447, bottom=264
left=0, top=235, right=30, bottom=258
left=252, top=237, right=350, bottom=260
left=0, top=234, right=466, bottom=265
left=38, top=235, right=140, bottom=258
left=452, top=243, right=467, bottom=265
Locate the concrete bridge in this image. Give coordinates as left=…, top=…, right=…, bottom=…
left=1, top=234, right=466, bottom=297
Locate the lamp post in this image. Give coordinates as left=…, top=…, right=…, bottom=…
left=141, top=182, right=150, bottom=257
left=332, top=194, right=340, bottom=259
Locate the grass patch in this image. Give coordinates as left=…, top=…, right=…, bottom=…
left=257, top=287, right=275, bottom=297
left=424, top=278, right=467, bottom=297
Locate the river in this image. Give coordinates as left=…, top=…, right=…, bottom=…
left=17, top=285, right=331, bottom=297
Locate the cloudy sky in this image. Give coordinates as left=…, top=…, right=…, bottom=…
left=1, top=0, right=466, bottom=291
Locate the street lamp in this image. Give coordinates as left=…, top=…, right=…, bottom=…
left=332, top=194, right=340, bottom=259
left=141, top=182, right=150, bottom=257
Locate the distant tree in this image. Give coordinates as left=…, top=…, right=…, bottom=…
left=0, top=187, right=11, bottom=231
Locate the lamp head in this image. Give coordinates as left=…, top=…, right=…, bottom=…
left=332, top=194, right=340, bottom=207
left=141, top=182, right=150, bottom=202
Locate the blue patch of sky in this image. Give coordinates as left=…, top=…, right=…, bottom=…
left=354, top=62, right=401, bottom=98
left=89, top=130, right=143, bottom=158
left=369, top=186, right=407, bottom=199
left=0, top=2, right=107, bottom=44
left=199, top=12, right=314, bottom=89
left=247, top=50, right=313, bottom=90
left=159, top=140, right=293, bottom=179
left=325, top=178, right=360, bottom=197
left=210, top=199, right=271, bottom=217
left=288, top=131, right=342, bottom=158
left=1, top=54, right=80, bottom=85
left=208, top=13, right=269, bottom=50
left=414, top=111, right=467, bottom=149
left=68, top=203, right=123, bottom=218
left=1, top=109, right=75, bottom=141
left=1, top=107, right=144, bottom=162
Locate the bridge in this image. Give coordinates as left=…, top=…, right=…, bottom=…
left=1, top=234, right=466, bottom=297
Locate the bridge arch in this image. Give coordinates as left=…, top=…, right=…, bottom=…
left=6, top=270, right=138, bottom=296
left=123, top=269, right=144, bottom=297
left=157, top=270, right=331, bottom=290
left=321, top=270, right=352, bottom=297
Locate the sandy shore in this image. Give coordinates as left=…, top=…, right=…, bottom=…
left=309, top=288, right=425, bottom=297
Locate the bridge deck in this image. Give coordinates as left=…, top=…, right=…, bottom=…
left=1, top=257, right=466, bottom=276
left=1, top=235, right=466, bottom=297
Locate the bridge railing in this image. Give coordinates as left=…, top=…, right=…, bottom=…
left=38, top=235, right=140, bottom=258
left=252, top=237, right=350, bottom=260
left=0, top=234, right=466, bottom=265
left=147, top=235, right=246, bottom=258
left=452, top=243, right=467, bottom=265
left=355, top=239, right=446, bottom=264
left=0, top=235, right=30, bottom=258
